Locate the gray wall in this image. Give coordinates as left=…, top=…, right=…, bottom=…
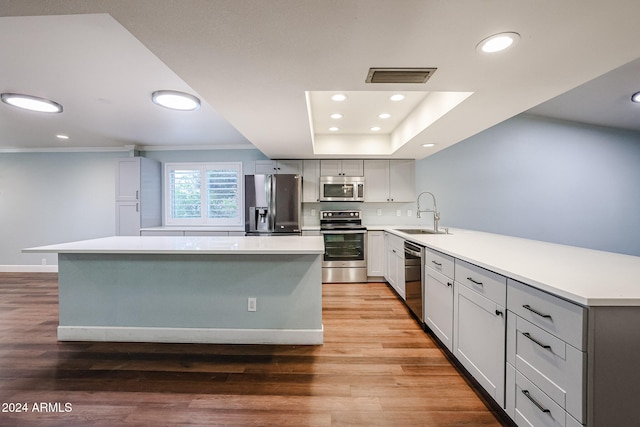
left=416, top=114, right=640, bottom=256
left=0, top=149, right=268, bottom=266
left=0, top=152, right=122, bottom=266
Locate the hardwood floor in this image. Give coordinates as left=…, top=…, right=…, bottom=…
left=0, top=273, right=507, bottom=426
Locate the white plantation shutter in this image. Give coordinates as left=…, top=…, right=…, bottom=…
left=169, top=168, right=201, bottom=219
left=165, top=162, right=243, bottom=225
left=206, top=167, right=239, bottom=220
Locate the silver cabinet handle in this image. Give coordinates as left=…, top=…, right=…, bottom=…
left=522, top=332, right=552, bottom=351
left=136, top=203, right=139, bottom=213
left=467, top=277, right=483, bottom=286
left=432, top=260, right=442, bottom=266
left=522, top=304, right=553, bottom=320
left=522, top=390, right=551, bottom=414
left=136, top=190, right=139, bottom=200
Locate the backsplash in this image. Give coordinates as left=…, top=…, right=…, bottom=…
left=302, top=202, right=440, bottom=229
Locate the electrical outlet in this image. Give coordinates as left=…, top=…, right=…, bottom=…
left=396, top=209, right=401, bottom=217
left=377, top=208, right=382, bottom=216
left=311, top=208, right=316, bottom=217
left=248, top=297, right=257, bottom=312
left=41, top=258, right=47, bottom=265
left=407, top=210, right=412, bottom=217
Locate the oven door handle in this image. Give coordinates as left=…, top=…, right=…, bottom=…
left=320, top=230, right=366, bottom=235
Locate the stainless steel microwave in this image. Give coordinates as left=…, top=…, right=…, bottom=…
left=319, top=176, right=365, bottom=202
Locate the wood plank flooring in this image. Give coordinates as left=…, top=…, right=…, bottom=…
left=0, top=273, right=507, bottom=426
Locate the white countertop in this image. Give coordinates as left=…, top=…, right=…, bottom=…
left=385, top=227, right=640, bottom=307
left=24, top=235, right=325, bottom=255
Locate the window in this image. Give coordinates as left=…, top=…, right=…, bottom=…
left=164, top=162, right=243, bottom=226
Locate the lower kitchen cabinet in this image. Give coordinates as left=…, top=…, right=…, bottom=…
left=506, top=278, right=586, bottom=427
left=116, top=201, right=142, bottom=236
left=453, top=268, right=506, bottom=406
left=424, top=248, right=455, bottom=351
left=384, top=232, right=405, bottom=299
left=425, top=268, right=454, bottom=351
left=367, top=230, right=385, bottom=278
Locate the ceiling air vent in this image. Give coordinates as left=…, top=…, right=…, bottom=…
left=365, top=67, right=437, bottom=84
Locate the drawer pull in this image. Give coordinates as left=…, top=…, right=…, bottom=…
left=522, top=332, right=552, bottom=351
left=522, top=390, right=551, bottom=414
left=432, top=260, right=443, bottom=267
left=467, top=277, right=483, bottom=286
left=447, top=282, right=453, bottom=287
left=522, top=304, right=553, bottom=320
left=495, top=310, right=503, bottom=317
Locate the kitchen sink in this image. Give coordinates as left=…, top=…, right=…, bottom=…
left=394, top=228, right=448, bottom=235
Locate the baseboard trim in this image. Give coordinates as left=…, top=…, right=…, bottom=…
left=58, top=325, right=324, bottom=345
left=0, top=265, right=58, bottom=273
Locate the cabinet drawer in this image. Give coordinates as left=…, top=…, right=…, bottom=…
left=507, top=315, right=585, bottom=423
left=508, top=279, right=586, bottom=350
left=513, top=370, right=567, bottom=427
left=455, top=259, right=506, bottom=306
left=426, top=248, right=454, bottom=279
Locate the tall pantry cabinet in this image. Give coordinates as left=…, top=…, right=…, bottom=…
left=115, top=157, right=162, bottom=235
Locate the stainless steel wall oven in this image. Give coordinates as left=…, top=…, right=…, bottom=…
left=320, top=210, right=367, bottom=283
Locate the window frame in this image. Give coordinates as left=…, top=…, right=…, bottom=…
left=164, top=162, right=244, bottom=227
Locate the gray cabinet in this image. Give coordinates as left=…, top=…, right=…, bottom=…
left=115, top=157, right=161, bottom=236
left=302, top=159, right=320, bottom=203
left=255, top=160, right=302, bottom=175
left=364, top=159, right=415, bottom=202
left=320, top=159, right=363, bottom=176
left=424, top=248, right=455, bottom=351
left=384, top=232, right=405, bottom=299
left=506, top=279, right=586, bottom=426
left=453, top=259, right=506, bottom=406
left=367, top=230, right=385, bottom=277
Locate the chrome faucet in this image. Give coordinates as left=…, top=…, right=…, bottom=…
left=416, top=191, right=440, bottom=232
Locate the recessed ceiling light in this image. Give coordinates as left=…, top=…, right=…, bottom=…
left=1, top=93, right=63, bottom=113
left=477, top=32, right=520, bottom=53
left=632, top=91, right=640, bottom=103
left=378, top=113, right=391, bottom=119
left=56, top=134, right=69, bottom=140
left=330, top=113, right=343, bottom=119
left=370, top=126, right=381, bottom=132
left=329, top=127, right=340, bottom=132
left=331, top=94, right=347, bottom=102
left=152, top=90, right=200, bottom=111
left=389, top=94, right=405, bottom=102
left=422, top=143, right=436, bottom=148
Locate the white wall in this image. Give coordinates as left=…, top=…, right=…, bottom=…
left=416, top=114, right=640, bottom=256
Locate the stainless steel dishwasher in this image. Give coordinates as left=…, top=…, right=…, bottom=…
left=404, top=241, right=424, bottom=323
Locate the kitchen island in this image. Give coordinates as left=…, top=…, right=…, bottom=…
left=24, top=235, right=324, bottom=345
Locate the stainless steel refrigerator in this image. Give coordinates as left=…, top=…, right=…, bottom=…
left=245, top=174, right=302, bottom=235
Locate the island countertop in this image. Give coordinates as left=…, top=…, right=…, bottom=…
left=384, top=227, right=640, bottom=307
left=24, top=235, right=325, bottom=255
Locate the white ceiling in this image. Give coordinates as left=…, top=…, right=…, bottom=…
left=1, top=1, right=639, bottom=159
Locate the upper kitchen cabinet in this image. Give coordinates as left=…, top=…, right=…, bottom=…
left=364, top=159, right=415, bottom=202
left=115, top=157, right=161, bottom=236
left=302, top=159, right=320, bottom=203
left=320, top=159, right=363, bottom=176
left=254, top=160, right=302, bottom=175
